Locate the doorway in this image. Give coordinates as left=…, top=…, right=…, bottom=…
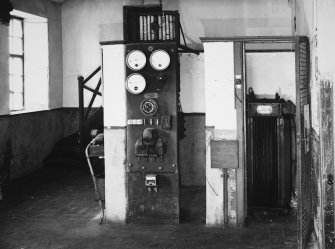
left=238, top=37, right=313, bottom=249
left=201, top=36, right=313, bottom=247
left=244, top=41, right=296, bottom=215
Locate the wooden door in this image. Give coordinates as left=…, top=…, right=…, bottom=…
left=296, top=36, right=313, bottom=249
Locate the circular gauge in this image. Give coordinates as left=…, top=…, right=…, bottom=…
left=126, top=50, right=146, bottom=71
left=150, top=49, right=170, bottom=71
left=140, top=99, right=159, bottom=116
left=126, top=74, right=146, bottom=94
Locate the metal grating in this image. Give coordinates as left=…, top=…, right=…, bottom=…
left=138, top=12, right=177, bottom=41
left=296, top=37, right=314, bottom=249
left=248, top=117, right=279, bottom=208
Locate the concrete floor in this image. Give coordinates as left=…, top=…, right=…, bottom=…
left=0, top=167, right=304, bottom=249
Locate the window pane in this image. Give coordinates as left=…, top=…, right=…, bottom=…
left=9, top=75, right=23, bottom=92
left=9, top=57, right=23, bottom=75
left=10, top=37, right=23, bottom=55
left=10, top=92, right=24, bottom=111
left=12, top=19, right=23, bottom=38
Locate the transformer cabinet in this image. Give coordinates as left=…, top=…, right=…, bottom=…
left=247, top=90, right=296, bottom=214
left=125, top=42, right=180, bottom=224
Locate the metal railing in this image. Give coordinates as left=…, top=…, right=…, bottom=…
left=77, top=66, right=102, bottom=161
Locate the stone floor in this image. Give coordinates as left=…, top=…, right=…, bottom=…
left=0, top=167, right=312, bottom=249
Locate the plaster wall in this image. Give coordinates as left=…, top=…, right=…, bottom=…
left=0, top=25, right=10, bottom=115
left=296, top=0, right=319, bottom=132
left=8, top=110, right=64, bottom=178
left=61, top=0, right=294, bottom=188
left=246, top=52, right=296, bottom=103
left=317, top=0, right=335, bottom=77
left=179, top=115, right=205, bottom=186
left=164, top=0, right=293, bottom=49
left=295, top=0, right=316, bottom=36
left=61, top=0, right=125, bottom=108
left=316, top=1, right=335, bottom=248
left=62, top=0, right=293, bottom=108
left=204, top=42, right=238, bottom=226
left=296, top=0, right=335, bottom=247
left=101, top=44, right=127, bottom=223
left=296, top=1, right=322, bottom=245
left=11, top=0, right=63, bottom=109
left=0, top=0, right=63, bottom=112
left=179, top=53, right=205, bottom=113
left=0, top=110, right=64, bottom=180
left=0, top=0, right=64, bottom=179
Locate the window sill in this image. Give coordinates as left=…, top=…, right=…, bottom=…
left=10, top=107, right=49, bottom=115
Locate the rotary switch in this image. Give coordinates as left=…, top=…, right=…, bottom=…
left=140, top=98, right=158, bottom=116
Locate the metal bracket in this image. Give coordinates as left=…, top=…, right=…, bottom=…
left=178, top=44, right=201, bottom=55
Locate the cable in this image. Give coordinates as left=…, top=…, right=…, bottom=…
left=206, top=177, right=219, bottom=197
left=179, top=21, right=187, bottom=47
left=85, top=138, right=105, bottom=224
left=235, top=91, right=243, bottom=104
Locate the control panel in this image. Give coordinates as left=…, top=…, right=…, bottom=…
left=125, top=42, right=179, bottom=224
left=126, top=42, right=179, bottom=174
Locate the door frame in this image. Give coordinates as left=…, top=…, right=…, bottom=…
left=235, top=36, right=314, bottom=249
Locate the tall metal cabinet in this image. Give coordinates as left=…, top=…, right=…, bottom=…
left=247, top=91, right=296, bottom=213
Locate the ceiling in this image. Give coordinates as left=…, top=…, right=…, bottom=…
left=50, top=0, right=68, bottom=3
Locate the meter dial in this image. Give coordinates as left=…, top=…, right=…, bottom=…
left=126, top=74, right=146, bottom=94
left=150, top=50, right=170, bottom=71
left=126, top=50, right=146, bottom=71
left=140, top=99, right=159, bottom=116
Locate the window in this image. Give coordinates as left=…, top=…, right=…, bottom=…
left=9, top=10, right=49, bottom=113
left=9, top=17, right=24, bottom=111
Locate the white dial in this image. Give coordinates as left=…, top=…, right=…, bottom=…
left=126, top=50, right=146, bottom=71
left=150, top=50, right=170, bottom=71
left=126, top=74, right=146, bottom=94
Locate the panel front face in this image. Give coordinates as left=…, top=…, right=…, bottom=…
left=125, top=42, right=179, bottom=223
left=128, top=173, right=179, bottom=224
left=125, top=42, right=178, bottom=173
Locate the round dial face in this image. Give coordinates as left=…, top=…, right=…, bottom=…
left=140, top=99, right=159, bottom=116
left=150, top=50, right=170, bottom=71
left=126, top=50, right=146, bottom=71
left=126, top=74, right=146, bottom=94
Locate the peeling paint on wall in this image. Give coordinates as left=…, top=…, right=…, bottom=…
left=320, top=79, right=335, bottom=248
left=179, top=115, right=206, bottom=186
left=311, top=129, right=323, bottom=247
left=0, top=110, right=64, bottom=180
left=206, top=128, right=224, bottom=227
left=227, top=168, right=237, bottom=227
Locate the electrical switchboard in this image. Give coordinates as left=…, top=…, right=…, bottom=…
left=125, top=42, right=180, bottom=224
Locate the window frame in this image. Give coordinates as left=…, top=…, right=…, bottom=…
left=9, top=15, right=25, bottom=111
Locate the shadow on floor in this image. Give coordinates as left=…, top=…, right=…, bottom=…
left=0, top=167, right=298, bottom=249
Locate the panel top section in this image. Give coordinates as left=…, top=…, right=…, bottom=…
left=100, top=40, right=125, bottom=46
left=100, top=41, right=178, bottom=46
left=200, top=36, right=295, bottom=43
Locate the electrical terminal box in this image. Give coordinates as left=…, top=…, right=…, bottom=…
left=127, top=115, right=171, bottom=129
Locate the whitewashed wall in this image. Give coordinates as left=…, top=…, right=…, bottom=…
left=61, top=0, right=293, bottom=108
left=246, top=52, right=296, bottom=103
